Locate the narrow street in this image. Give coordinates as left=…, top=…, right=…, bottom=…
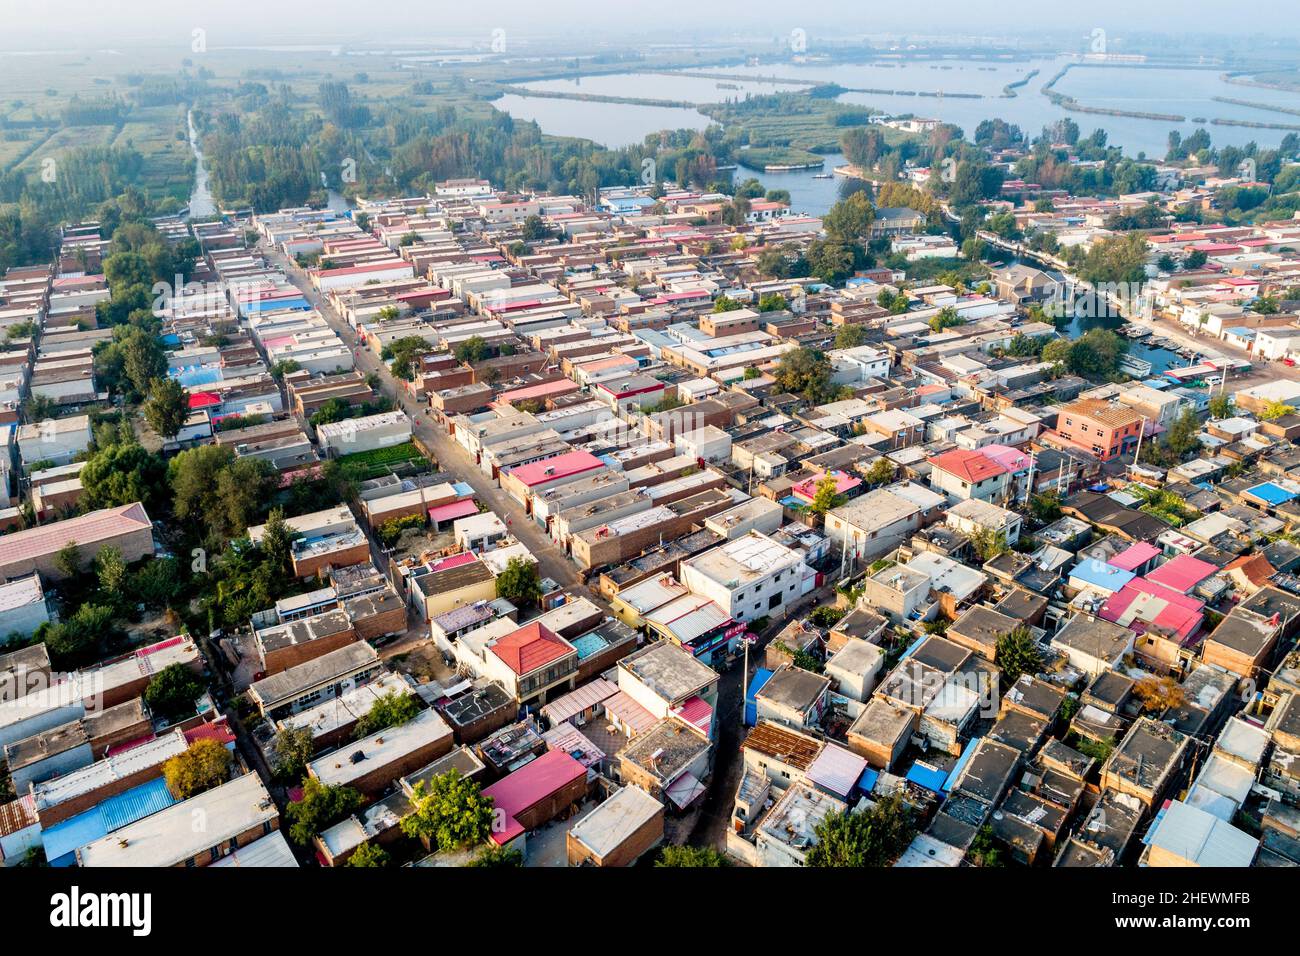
left=264, top=246, right=602, bottom=604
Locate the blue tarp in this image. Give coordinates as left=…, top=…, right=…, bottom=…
left=857, top=767, right=880, bottom=795
left=744, top=668, right=775, bottom=727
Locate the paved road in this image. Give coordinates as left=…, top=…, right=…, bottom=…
left=265, top=246, right=602, bottom=607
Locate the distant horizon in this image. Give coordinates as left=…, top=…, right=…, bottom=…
left=2, top=1, right=1299, bottom=50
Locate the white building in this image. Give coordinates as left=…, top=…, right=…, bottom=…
left=317, top=410, right=412, bottom=456
left=0, top=574, right=50, bottom=641
left=680, top=531, right=808, bottom=624
left=17, top=415, right=92, bottom=469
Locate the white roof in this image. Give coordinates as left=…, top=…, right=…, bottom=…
left=308, top=709, right=453, bottom=788
left=567, top=785, right=663, bottom=858
left=32, top=728, right=188, bottom=811
left=896, top=831, right=964, bottom=867
left=1146, top=800, right=1257, bottom=867
left=79, top=774, right=278, bottom=867
left=277, top=673, right=411, bottom=740
left=210, top=829, right=299, bottom=868
left=0, top=573, right=43, bottom=613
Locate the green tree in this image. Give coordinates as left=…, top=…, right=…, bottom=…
left=806, top=793, right=917, bottom=867
left=863, top=457, right=896, bottom=487
left=467, top=844, right=524, bottom=867
left=712, top=295, right=743, bottom=313
left=1208, top=394, right=1234, bottom=419
left=142, top=377, right=190, bottom=439
left=353, top=692, right=419, bottom=740
left=94, top=545, right=127, bottom=594
left=969, top=528, right=1010, bottom=563
left=162, top=738, right=233, bottom=799
left=773, top=347, right=833, bottom=403
left=655, top=845, right=731, bottom=867
left=80, top=438, right=167, bottom=510
left=400, top=770, right=495, bottom=852
left=454, top=335, right=489, bottom=364
left=259, top=507, right=297, bottom=578
left=823, top=191, right=875, bottom=245
left=834, top=324, right=867, bottom=349
left=271, top=725, right=315, bottom=784
left=967, top=825, right=1005, bottom=867
left=286, top=777, right=365, bottom=846
left=495, top=556, right=542, bottom=608
left=144, top=662, right=205, bottom=720
left=809, top=475, right=845, bottom=515
left=55, top=541, right=83, bottom=579
left=347, top=842, right=391, bottom=867
left=995, top=626, right=1043, bottom=686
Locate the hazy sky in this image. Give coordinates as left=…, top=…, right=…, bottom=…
left=2, top=0, right=1298, bottom=48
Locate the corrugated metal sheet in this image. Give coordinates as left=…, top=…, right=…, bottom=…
left=99, top=777, right=176, bottom=832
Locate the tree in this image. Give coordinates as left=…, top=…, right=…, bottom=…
left=994, top=626, right=1043, bottom=686
left=353, top=691, right=419, bottom=739
left=121, top=327, right=168, bottom=397
left=142, top=377, right=189, bottom=439
left=55, top=541, right=83, bottom=579
left=285, top=777, right=364, bottom=845
left=655, top=845, right=731, bottom=867
left=1029, top=490, right=1062, bottom=524
left=495, top=556, right=541, bottom=608
left=1208, top=394, right=1234, bottom=419
left=806, top=793, right=916, bottom=867
left=1133, top=675, right=1187, bottom=714
left=400, top=770, right=495, bottom=852
left=259, top=507, right=297, bottom=577
left=967, top=825, right=1005, bottom=867
left=757, top=292, right=787, bottom=313
left=822, top=191, right=875, bottom=245
left=144, top=662, right=205, bottom=721
left=1080, top=233, right=1149, bottom=286
left=347, top=842, right=391, bottom=867
left=809, top=474, right=845, bottom=515
left=271, top=725, right=315, bottom=784
left=454, top=335, right=489, bottom=364
left=969, top=528, right=1010, bottom=563
left=773, top=347, right=833, bottom=403
left=863, top=457, right=896, bottom=487
left=928, top=306, right=964, bottom=333
left=162, top=738, right=233, bottom=799
left=467, top=844, right=524, bottom=867
left=520, top=215, right=550, bottom=242
left=94, top=545, right=127, bottom=594
left=1261, top=400, right=1296, bottom=422
left=834, top=324, right=867, bottom=349
left=712, top=295, right=743, bottom=313
left=80, top=438, right=167, bottom=510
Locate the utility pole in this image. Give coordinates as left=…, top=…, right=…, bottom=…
left=1132, top=415, right=1148, bottom=469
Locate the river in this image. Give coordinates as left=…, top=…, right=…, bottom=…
left=185, top=109, right=217, bottom=220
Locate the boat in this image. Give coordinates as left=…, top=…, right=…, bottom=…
left=1118, top=354, right=1153, bottom=378
left=812, top=173, right=833, bottom=179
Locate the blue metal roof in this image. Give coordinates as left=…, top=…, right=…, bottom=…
left=857, top=767, right=880, bottom=794
left=99, top=777, right=176, bottom=832
left=1069, top=558, right=1136, bottom=592
left=905, top=761, right=949, bottom=795
left=40, top=777, right=177, bottom=865
left=41, top=812, right=106, bottom=866
left=942, top=738, right=979, bottom=793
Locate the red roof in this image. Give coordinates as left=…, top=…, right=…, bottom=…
left=929, top=449, right=1007, bottom=484
left=507, top=450, right=605, bottom=488
left=481, top=750, right=586, bottom=845
left=189, top=391, right=221, bottom=409
left=0, top=502, right=152, bottom=570
left=490, top=622, right=572, bottom=676
left=428, top=499, right=478, bottom=523
left=184, top=718, right=237, bottom=748
left=1144, top=555, right=1217, bottom=594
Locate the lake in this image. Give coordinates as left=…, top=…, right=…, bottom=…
left=493, top=57, right=1300, bottom=162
